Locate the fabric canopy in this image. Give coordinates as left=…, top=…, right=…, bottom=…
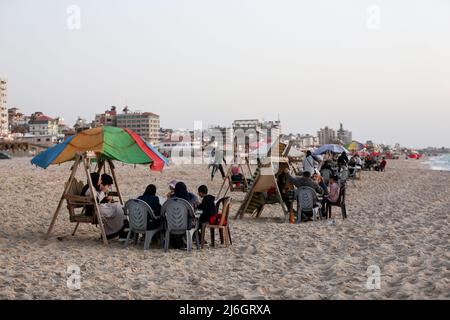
left=313, top=144, right=349, bottom=155
left=31, top=126, right=168, bottom=171
left=346, top=141, right=365, bottom=152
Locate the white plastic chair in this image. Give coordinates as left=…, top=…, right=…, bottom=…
left=161, top=197, right=199, bottom=252
left=295, top=186, right=322, bottom=223
left=123, top=199, right=162, bottom=250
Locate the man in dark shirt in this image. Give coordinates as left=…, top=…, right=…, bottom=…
left=284, top=168, right=325, bottom=196
left=197, top=185, right=217, bottom=224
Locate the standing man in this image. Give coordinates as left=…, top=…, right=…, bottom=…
left=211, top=146, right=227, bottom=181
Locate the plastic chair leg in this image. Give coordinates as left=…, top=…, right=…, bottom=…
left=124, top=229, right=132, bottom=248
left=164, top=230, right=170, bottom=252
left=186, top=230, right=192, bottom=252
left=201, top=224, right=206, bottom=249
left=144, top=230, right=157, bottom=250
left=194, top=229, right=200, bottom=250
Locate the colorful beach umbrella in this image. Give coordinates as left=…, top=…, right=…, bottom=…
left=31, top=126, right=168, bottom=171
left=313, top=144, right=349, bottom=155
left=346, top=141, right=365, bottom=152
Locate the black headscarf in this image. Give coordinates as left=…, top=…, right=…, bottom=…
left=81, top=172, right=100, bottom=195
left=101, top=173, right=114, bottom=186
left=143, top=184, right=157, bottom=196
left=173, top=181, right=189, bottom=201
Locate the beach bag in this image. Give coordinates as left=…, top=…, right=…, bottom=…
left=209, top=211, right=226, bottom=226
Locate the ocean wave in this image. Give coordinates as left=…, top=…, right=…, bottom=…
left=426, top=154, right=450, bottom=171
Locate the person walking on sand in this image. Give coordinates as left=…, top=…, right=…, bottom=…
left=211, top=147, right=227, bottom=181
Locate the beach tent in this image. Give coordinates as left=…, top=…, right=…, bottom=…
left=31, top=126, right=168, bottom=245
left=235, top=161, right=290, bottom=221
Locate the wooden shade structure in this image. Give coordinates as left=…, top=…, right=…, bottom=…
left=44, top=152, right=125, bottom=245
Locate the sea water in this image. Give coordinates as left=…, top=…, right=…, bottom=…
left=426, top=154, right=450, bottom=171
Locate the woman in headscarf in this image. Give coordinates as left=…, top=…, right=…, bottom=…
left=172, top=181, right=199, bottom=209
left=84, top=173, right=127, bottom=239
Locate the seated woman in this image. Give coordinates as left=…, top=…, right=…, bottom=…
left=84, top=173, right=127, bottom=240
left=327, top=175, right=340, bottom=204
left=171, top=181, right=200, bottom=210
left=138, top=184, right=162, bottom=230
left=312, top=170, right=329, bottom=218
left=166, top=179, right=179, bottom=198
left=230, top=164, right=244, bottom=187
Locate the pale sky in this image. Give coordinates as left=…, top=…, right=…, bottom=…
left=1, top=0, right=449, bottom=148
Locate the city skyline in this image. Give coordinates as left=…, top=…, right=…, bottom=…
left=1, top=0, right=449, bottom=148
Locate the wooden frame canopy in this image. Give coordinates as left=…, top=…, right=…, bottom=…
left=234, top=162, right=290, bottom=221
left=44, top=152, right=124, bottom=245
left=216, top=157, right=254, bottom=199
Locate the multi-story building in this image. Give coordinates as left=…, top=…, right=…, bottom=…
left=8, top=107, right=29, bottom=134
left=116, top=111, right=160, bottom=145
left=73, top=117, right=92, bottom=132
left=29, top=113, right=59, bottom=136
left=336, top=123, right=352, bottom=145
left=261, top=120, right=281, bottom=144
left=317, top=126, right=337, bottom=145
left=232, top=119, right=260, bottom=133
left=94, top=106, right=118, bottom=127
left=298, top=134, right=320, bottom=148
left=0, top=78, right=8, bottom=136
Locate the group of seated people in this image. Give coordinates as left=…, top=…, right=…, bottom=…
left=81, top=174, right=222, bottom=242
left=278, top=165, right=342, bottom=221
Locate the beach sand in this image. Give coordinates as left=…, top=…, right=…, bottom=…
left=0, top=158, right=449, bottom=299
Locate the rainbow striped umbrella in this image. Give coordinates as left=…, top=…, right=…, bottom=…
left=31, top=126, right=168, bottom=171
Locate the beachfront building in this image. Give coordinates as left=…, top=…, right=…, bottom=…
left=94, top=106, right=118, bottom=127
left=337, top=123, right=352, bottom=145
left=317, top=126, right=337, bottom=145
left=298, top=134, right=320, bottom=148
left=8, top=107, right=29, bottom=134
left=116, top=111, right=160, bottom=145
left=232, top=119, right=261, bottom=154
left=261, top=120, right=281, bottom=144
left=73, top=117, right=92, bottom=132
left=0, top=78, right=8, bottom=136
left=29, top=113, right=59, bottom=136
left=19, top=134, right=59, bottom=147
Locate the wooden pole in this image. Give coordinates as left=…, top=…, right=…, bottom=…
left=44, top=155, right=81, bottom=240
left=83, top=155, right=108, bottom=245
left=216, top=165, right=232, bottom=199
left=107, top=159, right=124, bottom=205
left=96, top=159, right=105, bottom=174
left=272, top=163, right=289, bottom=222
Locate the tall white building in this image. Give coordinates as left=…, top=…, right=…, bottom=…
left=317, top=126, right=337, bottom=145
left=337, top=123, right=352, bottom=145
left=0, top=78, right=8, bottom=136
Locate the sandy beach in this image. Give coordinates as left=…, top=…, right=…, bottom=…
left=0, top=158, right=449, bottom=299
